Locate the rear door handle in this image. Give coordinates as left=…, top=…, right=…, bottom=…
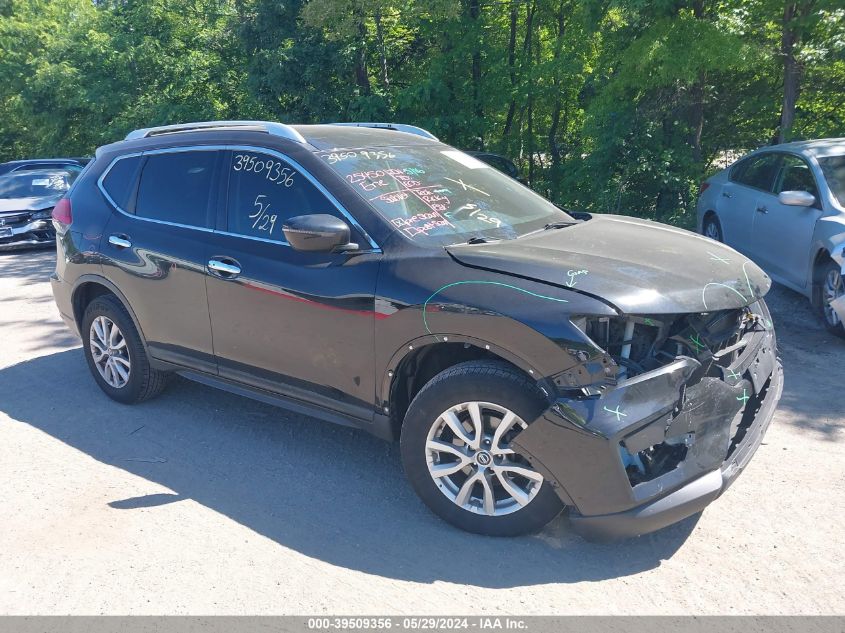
left=756, top=205, right=768, bottom=214
left=108, top=234, right=132, bottom=249
left=208, top=258, right=241, bottom=278
left=722, top=192, right=732, bottom=199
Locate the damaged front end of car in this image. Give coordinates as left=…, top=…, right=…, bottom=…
left=513, top=301, right=783, bottom=540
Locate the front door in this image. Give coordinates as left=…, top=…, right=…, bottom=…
left=719, top=152, right=782, bottom=255
left=204, top=148, right=381, bottom=422
left=750, top=153, right=821, bottom=288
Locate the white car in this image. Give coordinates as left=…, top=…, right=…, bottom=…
left=697, top=139, right=845, bottom=337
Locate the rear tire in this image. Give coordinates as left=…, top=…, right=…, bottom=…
left=82, top=295, right=170, bottom=403
left=702, top=214, right=723, bottom=242
left=817, top=260, right=845, bottom=338
left=400, top=360, right=564, bottom=536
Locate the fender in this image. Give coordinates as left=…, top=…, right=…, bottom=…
left=71, top=273, right=158, bottom=363
left=807, top=229, right=845, bottom=294
left=378, top=333, right=555, bottom=415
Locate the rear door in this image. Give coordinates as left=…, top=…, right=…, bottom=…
left=204, top=148, right=381, bottom=422
left=100, top=148, right=221, bottom=373
left=718, top=152, right=781, bottom=253
left=750, top=153, right=822, bottom=287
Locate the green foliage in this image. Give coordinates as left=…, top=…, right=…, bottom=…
left=0, top=0, right=843, bottom=225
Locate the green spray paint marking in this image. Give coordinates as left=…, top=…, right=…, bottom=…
left=689, top=333, right=707, bottom=352
left=737, top=389, right=749, bottom=405
left=603, top=405, right=627, bottom=422
left=422, top=280, right=568, bottom=335
left=701, top=282, right=747, bottom=310
left=742, top=261, right=756, bottom=300
left=727, top=369, right=741, bottom=381
left=643, top=318, right=656, bottom=326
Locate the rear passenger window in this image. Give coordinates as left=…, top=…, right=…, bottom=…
left=733, top=154, right=781, bottom=191
left=226, top=150, right=348, bottom=242
left=101, top=156, right=142, bottom=211
left=135, top=151, right=217, bottom=227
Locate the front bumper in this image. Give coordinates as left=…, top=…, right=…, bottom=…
left=513, top=314, right=782, bottom=541
left=0, top=219, right=55, bottom=251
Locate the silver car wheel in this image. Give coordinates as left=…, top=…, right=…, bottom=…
left=823, top=268, right=844, bottom=327
left=89, top=316, right=131, bottom=389
left=425, top=401, right=543, bottom=516
left=704, top=220, right=720, bottom=241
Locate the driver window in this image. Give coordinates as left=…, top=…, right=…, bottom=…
left=777, top=155, right=818, bottom=198
left=226, top=151, right=352, bottom=242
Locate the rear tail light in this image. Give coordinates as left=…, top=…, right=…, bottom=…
left=52, top=198, right=72, bottom=226
left=699, top=182, right=711, bottom=195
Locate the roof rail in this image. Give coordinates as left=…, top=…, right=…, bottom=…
left=331, top=122, right=439, bottom=141
left=125, top=120, right=307, bottom=143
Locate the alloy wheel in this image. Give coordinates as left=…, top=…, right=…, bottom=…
left=425, top=401, right=543, bottom=516
left=89, top=315, right=131, bottom=388
left=704, top=220, right=721, bottom=241
left=823, top=268, right=844, bottom=327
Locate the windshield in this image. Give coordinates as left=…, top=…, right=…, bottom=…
left=0, top=170, right=78, bottom=200
left=819, top=155, right=845, bottom=207
left=319, top=145, right=571, bottom=246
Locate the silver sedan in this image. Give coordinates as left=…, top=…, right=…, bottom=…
left=697, top=138, right=845, bottom=338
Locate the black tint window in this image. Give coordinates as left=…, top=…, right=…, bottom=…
left=778, top=155, right=818, bottom=197
left=102, top=156, right=142, bottom=211
left=226, top=151, right=343, bottom=241
left=735, top=154, right=781, bottom=191
left=135, top=151, right=217, bottom=226
left=729, top=159, right=745, bottom=181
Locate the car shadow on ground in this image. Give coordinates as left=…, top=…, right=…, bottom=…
left=0, top=348, right=701, bottom=588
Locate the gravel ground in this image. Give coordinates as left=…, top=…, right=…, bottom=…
left=0, top=249, right=843, bottom=615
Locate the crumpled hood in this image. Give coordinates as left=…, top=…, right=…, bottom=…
left=0, top=196, right=60, bottom=213
left=446, top=214, right=771, bottom=314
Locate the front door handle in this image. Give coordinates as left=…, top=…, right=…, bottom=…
left=722, top=192, right=732, bottom=199
left=108, top=234, right=132, bottom=249
left=208, top=258, right=242, bottom=278
left=756, top=205, right=768, bottom=214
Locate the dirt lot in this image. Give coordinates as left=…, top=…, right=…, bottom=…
left=1, top=249, right=843, bottom=615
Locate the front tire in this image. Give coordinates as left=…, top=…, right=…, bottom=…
left=82, top=294, right=170, bottom=403
left=818, top=260, right=845, bottom=338
left=400, top=360, right=564, bottom=536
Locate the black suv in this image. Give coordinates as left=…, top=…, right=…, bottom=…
left=51, top=120, right=783, bottom=539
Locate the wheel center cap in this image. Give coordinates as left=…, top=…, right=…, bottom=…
left=475, top=451, right=492, bottom=466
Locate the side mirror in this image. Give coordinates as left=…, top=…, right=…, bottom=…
left=778, top=190, right=816, bottom=207
left=282, top=214, right=357, bottom=253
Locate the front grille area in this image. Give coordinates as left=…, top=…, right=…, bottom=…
left=0, top=211, right=55, bottom=246
left=0, top=211, right=34, bottom=228
left=577, top=307, right=767, bottom=384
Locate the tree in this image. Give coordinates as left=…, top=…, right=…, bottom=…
left=0, top=0, right=842, bottom=225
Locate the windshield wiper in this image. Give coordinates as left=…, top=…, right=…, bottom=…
left=516, top=220, right=578, bottom=240
left=543, top=221, right=577, bottom=230
left=465, top=236, right=490, bottom=244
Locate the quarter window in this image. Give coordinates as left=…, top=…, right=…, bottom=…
left=733, top=154, right=781, bottom=192
left=101, top=156, right=143, bottom=212
left=135, top=150, right=217, bottom=227
left=225, top=150, right=349, bottom=242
